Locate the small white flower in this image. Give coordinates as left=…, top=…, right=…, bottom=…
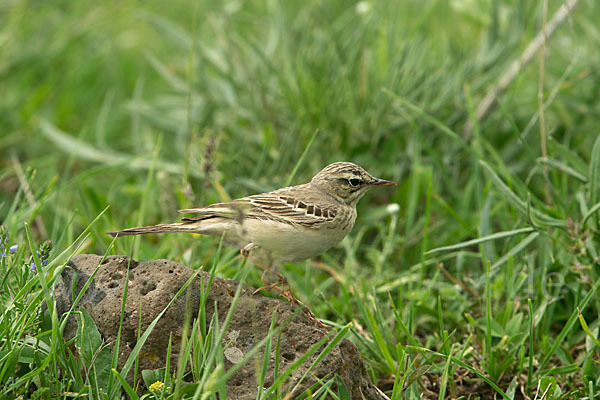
left=355, top=1, right=371, bottom=15
left=386, top=203, right=400, bottom=214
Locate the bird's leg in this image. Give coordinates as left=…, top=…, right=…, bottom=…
left=240, top=244, right=285, bottom=293
left=254, top=269, right=285, bottom=292
left=255, top=271, right=302, bottom=307
left=254, top=272, right=309, bottom=313
left=240, top=244, right=327, bottom=328
left=255, top=266, right=328, bottom=330
left=276, top=280, right=328, bottom=329
left=253, top=265, right=286, bottom=294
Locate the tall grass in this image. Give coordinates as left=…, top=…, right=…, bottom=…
left=1, top=0, right=600, bottom=398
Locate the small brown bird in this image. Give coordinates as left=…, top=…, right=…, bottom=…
left=108, top=162, right=395, bottom=310
left=108, top=162, right=395, bottom=263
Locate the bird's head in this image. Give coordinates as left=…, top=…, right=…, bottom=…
left=310, top=162, right=396, bottom=205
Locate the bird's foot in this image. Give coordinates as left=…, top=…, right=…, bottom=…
left=253, top=280, right=283, bottom=294
left=254, top=274, right=328, bottom=329
left=253, top=271, right=288, bottom=294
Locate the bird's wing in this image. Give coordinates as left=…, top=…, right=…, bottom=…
left=178, top=190, right=339, bottom=227
left=178, top=199, right=253, bottom=221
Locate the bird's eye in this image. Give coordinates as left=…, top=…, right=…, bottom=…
left=348, top=178, right=361, bottom=187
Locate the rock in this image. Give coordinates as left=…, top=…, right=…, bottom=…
left=54, top=254, right=384, bottom=399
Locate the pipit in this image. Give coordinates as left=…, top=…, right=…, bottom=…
left=108, top=162, right=395, bottom=319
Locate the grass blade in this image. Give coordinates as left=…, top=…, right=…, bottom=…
left=427, top=227, right=535, bottom=254
left=538, top=157, right=587, bottom=182
left=284, top=128, right=319, bottom=187
left=577, top=308, right=600, bottom=348
left=589, top=136, right=600, bottom=212
left=112, top=368, right=140, bottom=400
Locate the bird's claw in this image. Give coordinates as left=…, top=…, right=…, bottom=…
left=253, top=277, right=328, bottom=329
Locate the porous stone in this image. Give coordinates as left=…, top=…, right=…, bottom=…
left=54, top=254, right=383, bottom=399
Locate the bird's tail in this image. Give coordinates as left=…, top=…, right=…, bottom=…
left=107, top=223, right=199, bottom=237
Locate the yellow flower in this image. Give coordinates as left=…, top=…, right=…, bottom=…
left=149, top=381, right=164, bottom=392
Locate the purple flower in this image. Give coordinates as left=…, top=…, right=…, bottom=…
left=31, top=240, right=52, bottom=273
left=0, top=226, right=17, bottom=257
left=1, top=245, right=18, bottom=257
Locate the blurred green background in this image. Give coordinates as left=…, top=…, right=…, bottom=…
left=2, top=0, right=600, bottom=397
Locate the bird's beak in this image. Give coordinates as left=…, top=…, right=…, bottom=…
left=369, top=178, right=397, bottom=187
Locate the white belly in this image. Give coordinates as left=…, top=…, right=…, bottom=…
left=240, top=219, right=348, bottom=263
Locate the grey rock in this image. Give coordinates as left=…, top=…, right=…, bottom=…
left=54, top=254, right=383, bottom=399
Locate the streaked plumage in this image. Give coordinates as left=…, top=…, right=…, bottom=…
left=107, top=162, right=395, bottom=264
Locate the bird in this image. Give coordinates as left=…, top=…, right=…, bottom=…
left=107, top=162, right=395, bottom=311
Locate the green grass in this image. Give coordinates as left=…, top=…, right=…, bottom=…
left=2, top=0, right=600, bottom=398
